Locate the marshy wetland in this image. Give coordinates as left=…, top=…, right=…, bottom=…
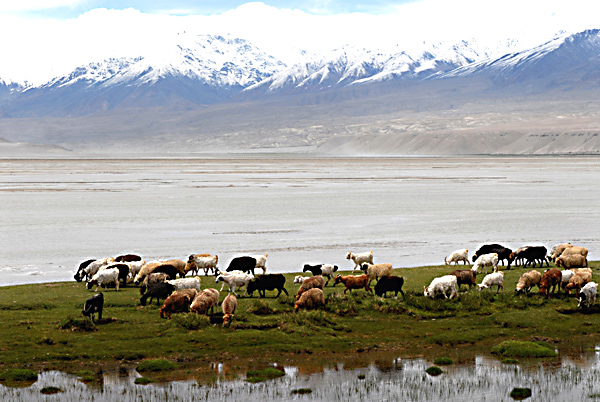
left=1, top=155, right=600, bottom=400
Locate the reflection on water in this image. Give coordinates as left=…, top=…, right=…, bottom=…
left=3, top=352, right=600, bottom=401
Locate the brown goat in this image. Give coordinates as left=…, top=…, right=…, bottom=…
left=296, top=275, right=325, bottom=300
left=450, top=268, right=477, bottom=290
left=333, top=274, right=372, bottom=295
left=539, top=268, right=562, bottom=297
left=159, top=289, right=197, bottom=319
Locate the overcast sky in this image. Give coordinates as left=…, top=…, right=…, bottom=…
left=1, top=1, right=599, bottom=84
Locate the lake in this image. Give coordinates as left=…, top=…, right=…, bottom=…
left=1, top=155, right=598, bottom=286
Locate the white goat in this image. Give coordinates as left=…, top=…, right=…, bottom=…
left=424, top=275, right=458, bottom=299
left=478, top=271, right=504, bottom=293
left=86, top=267, right=120, bottom=292
left=294, top=275, right=309, bottom=284
left=361, top=262, right=393, bottom=285
left=186, top=254, right=219, bottom=276
left=83, top=257, right=115, bottom=280
left=166, top=277, right=202, bottom=291
left=252, top=253, right=269, bottom=274
left=216, top=272, right=254, bottom=296
left=472, top=253, right=499, bottom=274
left=346, top=250, right=374, bottom=272
left=444, top=249, right=470, bottom=265
left=578, top=282, right=598, bottom=309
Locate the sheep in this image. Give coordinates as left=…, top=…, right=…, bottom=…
left=186, top=254, right=219, bottom=276
left=140, top=282, right=175, bottom=306
left=374, top=275, right=405, bottom=298
left=139, top=272, right=169, bottom=295
left=565, top=271, right=593, bottom=296
left=478, top=271, right=504, bottom=293
left=346, top=251, right=374, bottom=272
left=472, top=253, right=499, bottom=274
left=246, top=274, right=289, bottom=298
left=222, top=293, right=238, bottom=327
left=294, top=275, right=309, bottom=284
left=74, top=259, right=96, bottom=282
left=550, top=243, right=574, bottom=261
left=115, top=254, right=142, bottom=262
left=360, top=263, right=393, bottom=286
left=82, top=293, right=104, bottom=322
left=216, top=271, right=254, bottom=296
left=165, top=277, right=202, bottom=292
left=578, top=282, right=598, bottom=309
left=105, top=263, right=130, bottom=288
left=508, top=246, right=548, bottom=269
left=302, top=264, right=339, bottom=286
left=159, top=289, right=197, bottom=319
left=472, top=244, right=512, bottom=266
left=450, top=267, right=478, bottom=291
left=226, top=256, right=258, bottom=275
left=134, top=260, right=163, bottom=284
left=515, top=270, right=542, bottom=294
left=83, top=257, right=116, bottom=281
left=162, top=259, right=187, bottom=278
left=508, top=247, right=529, bottom=267
left=539, top=268, right=562, bottom=297
left=190, top=288, right=220, bottom=316
left=424, top=275, right=458, bottom=299
left=124, top=259, right=146, bottom=279
left=86, top=268, right=120, bottom=292
left=555, top=254, right=588, bottom=269
left=294, top=288, right=326, bottom=312
left=560, top=270, right=575, bottom=291
left=152, top=264, right=179, bottom=280
left=296, top=275, right=325, bottom=300
left=572, top=267, right=593, bottom=276
left=445, top=249, right=470, bottom=265
left=333, top=274, right=372, bottom=295
left=253, top=253, right=269, bottom=274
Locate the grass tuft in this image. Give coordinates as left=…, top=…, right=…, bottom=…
left=137, top=359, right=177, bottom=372
left=491, top=341, right=557, bottom=358
left=425, top=366, right=443, bottom=376
left=510, top=387, right=532, bottom=400
left=245, top=367, right=285, bottom=383
left=0, top=368, right=38, bottom=382
left=134, top=377, right=156, bottom=385
left=40, top=386, right=62, bottom=394
left=171, top=313, right=211, bottom=330
left=57, top=317, right=97, bottom=332
left=433, top=357, right=454, bottom=365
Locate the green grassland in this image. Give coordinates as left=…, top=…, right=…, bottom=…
left=1, top=262, right=599, bottom=380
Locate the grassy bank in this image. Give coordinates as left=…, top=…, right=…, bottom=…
left=1, top=263, right=599, bottom=380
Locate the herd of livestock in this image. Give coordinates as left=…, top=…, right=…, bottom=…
left=74, top=242, right=596, bottom=327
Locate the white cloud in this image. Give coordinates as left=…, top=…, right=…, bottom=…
left=0, top=0, right=599, bottom=85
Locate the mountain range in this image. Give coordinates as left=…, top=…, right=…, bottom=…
left=0, top=29, right=599, bottom=155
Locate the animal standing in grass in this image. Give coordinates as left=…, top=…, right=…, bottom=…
left=294, top=288, right=326, bottom=312
left=445, top=249, right=470, bottom=265
left=333, top=274, right=373, bottom=295
left=424, top=275, right=458, bottom=299
left=346, top=251, right=374, bottom=272
left=82, top=293, right=104, bottom=322
left=222, top=293, right=238, bottom=327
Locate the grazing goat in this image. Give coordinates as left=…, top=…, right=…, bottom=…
left=333, top=274, right=372, bottom=295
left=106, top=263, right=130, bottom=288
left=140, top=282, right=175, bottom=306
left=374, top=276, right=405, bottom=298
left=565, top=271, right=593, bottom=297
left=75, top=259, right=96, bottom=282
left=424, top=275, right=458, bottom=299
left=294, top=288, right=326, bottom=312
left=560, top=270, right=575, bottom=291
left=578, top=282, right=598, bottom=309
left=216, top=271, right=254, bottom=296
left=186, top=254, right=219, bottom=276
left=296, top=275, right=325, bottom=300
left=165, top=277, right=202, bottom=292
left=478, top=271, right=504, bottom=293
left=83, top=257, right=116, bottom=281
left=472, top=253, right=499, bottom=274
left=346, top=251, right=374, bottom=272
left=539, top=268, right=562, bottom=297
left=190, top=288, right=220, bottom=316
left=472, top=244, right=512, bottom=266
left=549, top=243, right=572, bottom=261
left=82, top=293, right=104, bottom=322
left=124, top=259, right=146, bottom=279
left=134, top=261, right=163, bottom=284
left=159, top=289, right=197, bottom=319
left=86, top=268, right=120, bottom=292
left=556, top=254, right=588, bottom=269
left=303, top=264, right=339, bottom=286
left=515, top=270, right=542, bottom=294
left=246, top=274, right=289, bottom=298
left=161, top=259, right=187, bottom=278
left=139, top=273, right=169, bottom=295
left=450, top=267, right=478, bottom=291
left=508, top=246, right=548, bottom=269
left=445, top=249, right=470, bottom=265
left=361, top=263, right=393, bottom=286
left=294, top=275, right=309, bottom=284
left=226, top=256, right=258, bottom=275
left=222, top=293, right=237, bottom=327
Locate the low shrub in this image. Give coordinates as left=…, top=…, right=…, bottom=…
left=248, top=300, right=276, bottom=315
left=491, top=341, right=557, bottom=358
left=510, top=387, right=532, bottom=400
left=245, top=367, right=285, bottom=383
left=171, top=313, right=211, bottom=330
left=137, top=359, right=177, bottom=372
left=57, top=317, right=97, bottom=332
left=425, top=366, right=443, bottom=376
left=134, top=377, right=155, bottom=385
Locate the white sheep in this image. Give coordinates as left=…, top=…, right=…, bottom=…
left=361, top=262, right=393, bottom=285
left=560, top=269, right=575, bottom=291
left=252, top=253, right=269, bottom=274
left=444, top=249, right=470, bottom=265
left=472, top=253, right=499, bottom=274
left=83, top=257, right=115, bottom=280
left=515, top=270, right=541, bottom=294
left=86, top=267, right=120, bottom=292
left=346, top=250, right=374, bottom=272
left=424, top=275, right=458, bottom=299
left=294, top=275, right=309, bottom=284
left=578, top=282, right=598, bottom=309
left=478, top=271, right=504, bottom=293
left=186, top=254, right=219, bottom=276
left=215, top=272, right=254, bottom=296
left=221, top=293, right=238, bottom=327
left=125, top=259, right=146, bottom=279
left=166, top=277, right=202, bottom=292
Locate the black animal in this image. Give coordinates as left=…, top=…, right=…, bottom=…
left=82, top=292, right=104, bottom=322
left=107, top=263, right=130, bottom=287
left=226, top=256, right=257, bottom=275
left=115, top=254, right=141, bottom=262
left=472, top=244, right=513, bottom=266
left=246, top=274, right=289, bottom=298
left=139, top=272, right=169, bottom=295
left=374, top=276, right=405, bottom=298
left=74, top=259, right=96, bottom=282
left=303, top=264, right=324, bottom=275
left=508, top=246, right=549, bottom=269
left=140, top=282, right=175, bottom=306
left=153, top=264, right=178, bottom=280
left=303, top=264, right=338, bottom=286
